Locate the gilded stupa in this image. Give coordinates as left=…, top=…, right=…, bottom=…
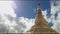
left=25, top=0, right=59, bottom=34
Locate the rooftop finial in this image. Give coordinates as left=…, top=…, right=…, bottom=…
left=38, top=0, right=40, bottom=7
left=37, top=0, right=40, bottom=10
left=38, top=0, right=40, bottom=4
left=37, top=0, right=42, bottom=17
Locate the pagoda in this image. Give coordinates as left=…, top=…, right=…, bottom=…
left=25, top=0, right=59, bottom=34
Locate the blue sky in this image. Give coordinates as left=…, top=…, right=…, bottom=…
left=15, top=0, right=50, bottom=18
left=15, top=0, right=53, bottom=27
left=14, top=0, right=60, bottom=32
left=0, top=0, right=60, bottom=33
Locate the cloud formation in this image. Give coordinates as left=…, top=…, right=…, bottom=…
left=42, top=0, right=60, bottom=33
left=50, top=0, right=60, bottom=33
left=0, top=1, right=35, bottom=33
left=0, top=0, right=60, bottom=33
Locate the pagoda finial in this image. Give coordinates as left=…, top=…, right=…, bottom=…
left=38, top=0, right=40, bottom=8
left=37, top=0, right=42, bottom=17
left=38, top=0, right=40, bottom=4
left=37, top=0, right=41, bottom=10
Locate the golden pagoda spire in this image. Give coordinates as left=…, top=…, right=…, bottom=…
left=37, top=0, right=42, bottom=18
left=25, top=0, right=59, bottom=34
left=37, top=0, right=40, bottom=9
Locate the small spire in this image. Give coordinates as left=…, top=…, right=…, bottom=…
left=38, top=0, right=40, bottom=5
left=37, top=0, right=41, bottom=10
left=37, top=0, right=42, bottom=17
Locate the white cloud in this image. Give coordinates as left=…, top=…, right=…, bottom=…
left=0, top=1, right=35, bottom=33
left=42, top=0, right=60, bottom=33
left=0, top=1, right=16, bottom=17
left=6, top=17, right=35, bottom=33
left=1, top=0, right=60, bottom=33
left=18, top=17, right=35, bottom=33
left=0, top=1, right=17, bottom=33
left=50, top=0, right=60, bottom=33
